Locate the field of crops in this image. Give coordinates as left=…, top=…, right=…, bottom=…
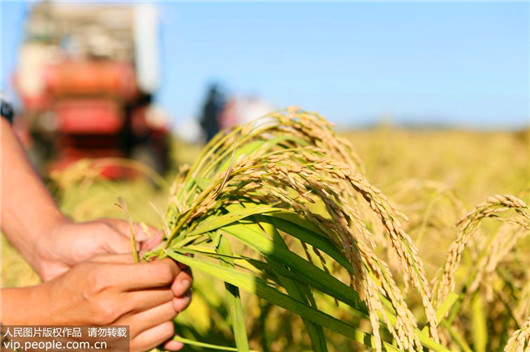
left=2, top=112, right=529, bottom=352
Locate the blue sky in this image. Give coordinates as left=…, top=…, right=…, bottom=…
left=2, top=1, right=529, bottom=129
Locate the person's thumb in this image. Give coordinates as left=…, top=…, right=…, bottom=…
left=99, top=229, right=133, bottom=254
left=102, top=219, right=164, bottom=250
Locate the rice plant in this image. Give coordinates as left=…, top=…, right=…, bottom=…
left=432, top=193, right=530, bottom=352
left=145, top=108, right=447, bottom=351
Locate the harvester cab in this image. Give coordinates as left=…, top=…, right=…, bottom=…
left=15, top=2, right=169, bottom=177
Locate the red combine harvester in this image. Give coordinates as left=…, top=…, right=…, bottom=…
left=15, top=2, right=169, bottom=177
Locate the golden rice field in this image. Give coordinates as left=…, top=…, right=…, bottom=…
left=2, top=113, right=529, bottom=352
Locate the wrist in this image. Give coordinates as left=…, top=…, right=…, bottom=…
left=34, top=215, right=72, bottom=280
left=1, top=204, right=67, bottom=279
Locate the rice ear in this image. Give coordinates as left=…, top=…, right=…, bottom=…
left=146, top=109, right=447, bottom=351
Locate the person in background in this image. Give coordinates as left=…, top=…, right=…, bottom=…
left=0, top=94, right=192, bottom=352
left=218, top=94, right=276, bottom=130
left=218, top=96, right=238, bottom=130
left=199, top=83, right=225, bottom=142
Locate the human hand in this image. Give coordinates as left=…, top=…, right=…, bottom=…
left=35, top=218, right=163, bottom=281
left=1, top=256, right=192, bottom=352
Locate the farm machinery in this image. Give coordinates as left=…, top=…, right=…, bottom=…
left=14, top=2, right=169, bottom=177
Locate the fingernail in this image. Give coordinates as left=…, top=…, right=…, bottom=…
left=174, top=294, right=191, bottom=311
left=180, top=279, right=191, bottom=292
left=181, top=294, right=191, bottom=306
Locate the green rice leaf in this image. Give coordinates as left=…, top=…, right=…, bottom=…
left=261, top=220, right=328, bottom=352
left=255, top=214, right=353, bottom=273
left=184, top=206, right=280, bottom=238
left=220, top=224, right=365, bottom=310
left=165, top=250, right=400, bottom=351
left=192, top=177, right=213, bottom=191
left=471, top=294, right=487, bottom=352
left=217, top=236, right=250, bottom=351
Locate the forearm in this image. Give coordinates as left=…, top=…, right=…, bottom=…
left=0, top=119, right=66, bottom=272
